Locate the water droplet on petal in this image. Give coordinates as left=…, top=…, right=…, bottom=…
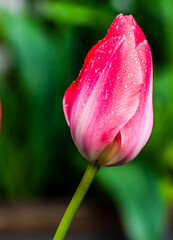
left=124, top=84, right=128, bottom=88
left=109, top=49, right=113, bottom=54
left=95, top=68, right=99, bottom=73
left=132, top=18, right=136, bottom=26
left=109, top=63, right=112, bottom=68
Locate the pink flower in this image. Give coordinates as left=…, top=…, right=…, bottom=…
left=63, top=14, right=153, bottom=166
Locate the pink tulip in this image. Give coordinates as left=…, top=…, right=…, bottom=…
left=63, top=14, right=153, bottom=166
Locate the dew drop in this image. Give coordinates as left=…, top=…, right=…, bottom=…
left=95, top=68, right=99, bottom=73
left=108, top=80, right=112, bottom=85
left=124, top=84, right=128, bottom=88
left=105, top=90, right=108, bottom=100
left=132, top=18, right=136, bottom=26
left=83, top=103, right=85, bottom=107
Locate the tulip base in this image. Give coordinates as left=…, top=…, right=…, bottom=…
left=53, top=162, right=99, bottom=240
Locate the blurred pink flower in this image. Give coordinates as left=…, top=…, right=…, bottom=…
left=63, top=14, right=153, bottom=166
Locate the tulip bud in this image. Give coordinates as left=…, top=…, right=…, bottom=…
left=63, top=14, right=153, bottom=166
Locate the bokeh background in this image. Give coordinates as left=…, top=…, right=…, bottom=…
left=0, top=0, right=173, bottom=239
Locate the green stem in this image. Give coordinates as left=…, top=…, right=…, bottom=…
left=53, top=162, right=99, bottom=240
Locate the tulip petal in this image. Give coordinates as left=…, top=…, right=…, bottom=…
left=63, top=38, right=106, bottom=126
left=107, top=14, right=145, bottom=48
left=107, top=40, right=153, bottom=166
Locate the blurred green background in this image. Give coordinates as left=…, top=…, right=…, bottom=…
left=0, top=0, right=173, bottom=240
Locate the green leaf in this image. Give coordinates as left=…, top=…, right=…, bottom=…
left=41, top=2, right=113, bottom=31
left=0, top=10, right=60, bottom=196
left=97, top=161, right=165, bottom=240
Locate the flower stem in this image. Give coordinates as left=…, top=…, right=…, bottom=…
left=53, top=162, right=99, bottom=240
